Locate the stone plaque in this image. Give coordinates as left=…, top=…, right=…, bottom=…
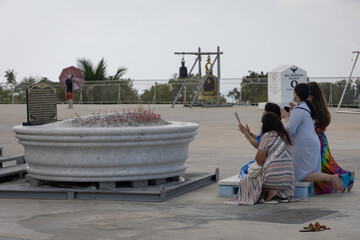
left=25, top=81, right=57, bottom=125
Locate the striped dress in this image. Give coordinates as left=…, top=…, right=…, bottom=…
left=226, top=131, right=294, bottom=205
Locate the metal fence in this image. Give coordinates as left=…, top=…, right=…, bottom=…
left=1, top=77, right=359, bottom=108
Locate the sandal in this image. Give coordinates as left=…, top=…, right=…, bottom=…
left=274, top=197, right=289, bottom=203
left=259, top=198, right=279, bottom=204
left=300, top=222, right=330, bottom=232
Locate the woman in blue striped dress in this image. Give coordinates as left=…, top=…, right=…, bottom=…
left=226, top=112, right=294, bottom=205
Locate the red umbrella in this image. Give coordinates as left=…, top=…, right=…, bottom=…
left=59, top=66, right=84, bottom=91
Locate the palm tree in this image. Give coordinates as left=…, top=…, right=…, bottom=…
left=4, top=69, right=17, bottom=85
left=76, top=58, right=127, bottom=81
left=108, top=67, right=128, bottom=80
left=77, top=58, right=107, bottom=81
left=76, top=58, right=133, bottom=103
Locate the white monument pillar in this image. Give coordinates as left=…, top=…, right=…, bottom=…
left=267, top=65, right=307, bottom=107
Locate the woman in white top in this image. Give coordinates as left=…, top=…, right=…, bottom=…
left=281, top=83, right=343, bottom=193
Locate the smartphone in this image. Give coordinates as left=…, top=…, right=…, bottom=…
left=284, top=106, right=290, bottom=112
left=234, top=112, right=241, bottom=123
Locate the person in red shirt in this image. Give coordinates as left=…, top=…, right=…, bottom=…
left=65, top=75, right=74, bottom=109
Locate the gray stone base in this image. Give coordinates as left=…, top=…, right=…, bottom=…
left=0, top=169, right=219, bottom=202
left=29, top=178, right=45, bottom=187
left=99, top=182, right=116, bottom=190
left=131, top=180, right=148, bottom=188
left=149, top=178, right=166, bottom=186
left=24, top=176, right=182, bottom=190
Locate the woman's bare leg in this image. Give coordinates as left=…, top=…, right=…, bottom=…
left=303, top=172, right=344, bottom=193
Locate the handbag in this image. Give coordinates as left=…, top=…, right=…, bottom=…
left=238, top=160, right=256, bottom=178
left=248, top=161, right=263, bottom=178
left=247, top=141, right=285, bottom=178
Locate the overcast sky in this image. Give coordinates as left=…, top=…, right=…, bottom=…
left=1, top=0, right=359, bottom=88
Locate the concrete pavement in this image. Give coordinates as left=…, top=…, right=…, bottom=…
left=0, top=104, right=359, bottom=240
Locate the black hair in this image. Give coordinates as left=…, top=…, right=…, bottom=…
left=264, top=102, right=281, bottom=118
left=294, top=83, right=317, bottom=120
left=261, top=112, right=292, bottom=146
left=308, top=82, right=331, bottom=130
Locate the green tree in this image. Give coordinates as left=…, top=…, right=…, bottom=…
left=354, top=79, right=360, bottom=106
left=227, top=71, right=267, bottom=104
left=14, top=76, right=36, bottom=94
left=2, top=76, right=57, bottom=104
left=0, top=85, right=12, bottom=103
left=318, top=82, right=333, bottom=106
left=108, top=67, right=128, bottom=80
left=140, top=73, right=200, bottom=104
left=140, top=83, right=172, bottom=103
left=241, top=71, right=268, bottom=104
left=4, top=69, right=17, bottom=85
left=227, top=87, right=241, bottom=104
left=77, top=58, right=106, bottom=81
left=168, top=73, right=199, bottom=103
left=140, top=87, right=154, bottom=103
left=77, top=58, right=127, bottom=81
left=76, top=57, right=139, bottom=103
left=333, top=79, right=349, bottom=105
left=117, top=78, right=139, bottom=103
left=13, top=76, right=36, bottom=103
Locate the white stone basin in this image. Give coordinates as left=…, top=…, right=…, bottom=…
left=13, top=121, right=199, bottom=182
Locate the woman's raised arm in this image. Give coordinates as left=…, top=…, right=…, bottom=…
left=284, top=108, right=303, bottom=135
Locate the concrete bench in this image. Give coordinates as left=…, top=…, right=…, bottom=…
left=219, top=175, right=315, bottom=198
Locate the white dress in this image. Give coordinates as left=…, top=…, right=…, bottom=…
left=285, top=102, right=321, bottom=182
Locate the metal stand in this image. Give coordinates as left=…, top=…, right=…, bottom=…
left=0, top=155, right=26, bottom=180
left=336, top=51, right=360, bottom=113
left=172, top=47, right=224, bottom=108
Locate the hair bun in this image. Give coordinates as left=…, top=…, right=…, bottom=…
left=294, top=83, right=310, bottom=101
